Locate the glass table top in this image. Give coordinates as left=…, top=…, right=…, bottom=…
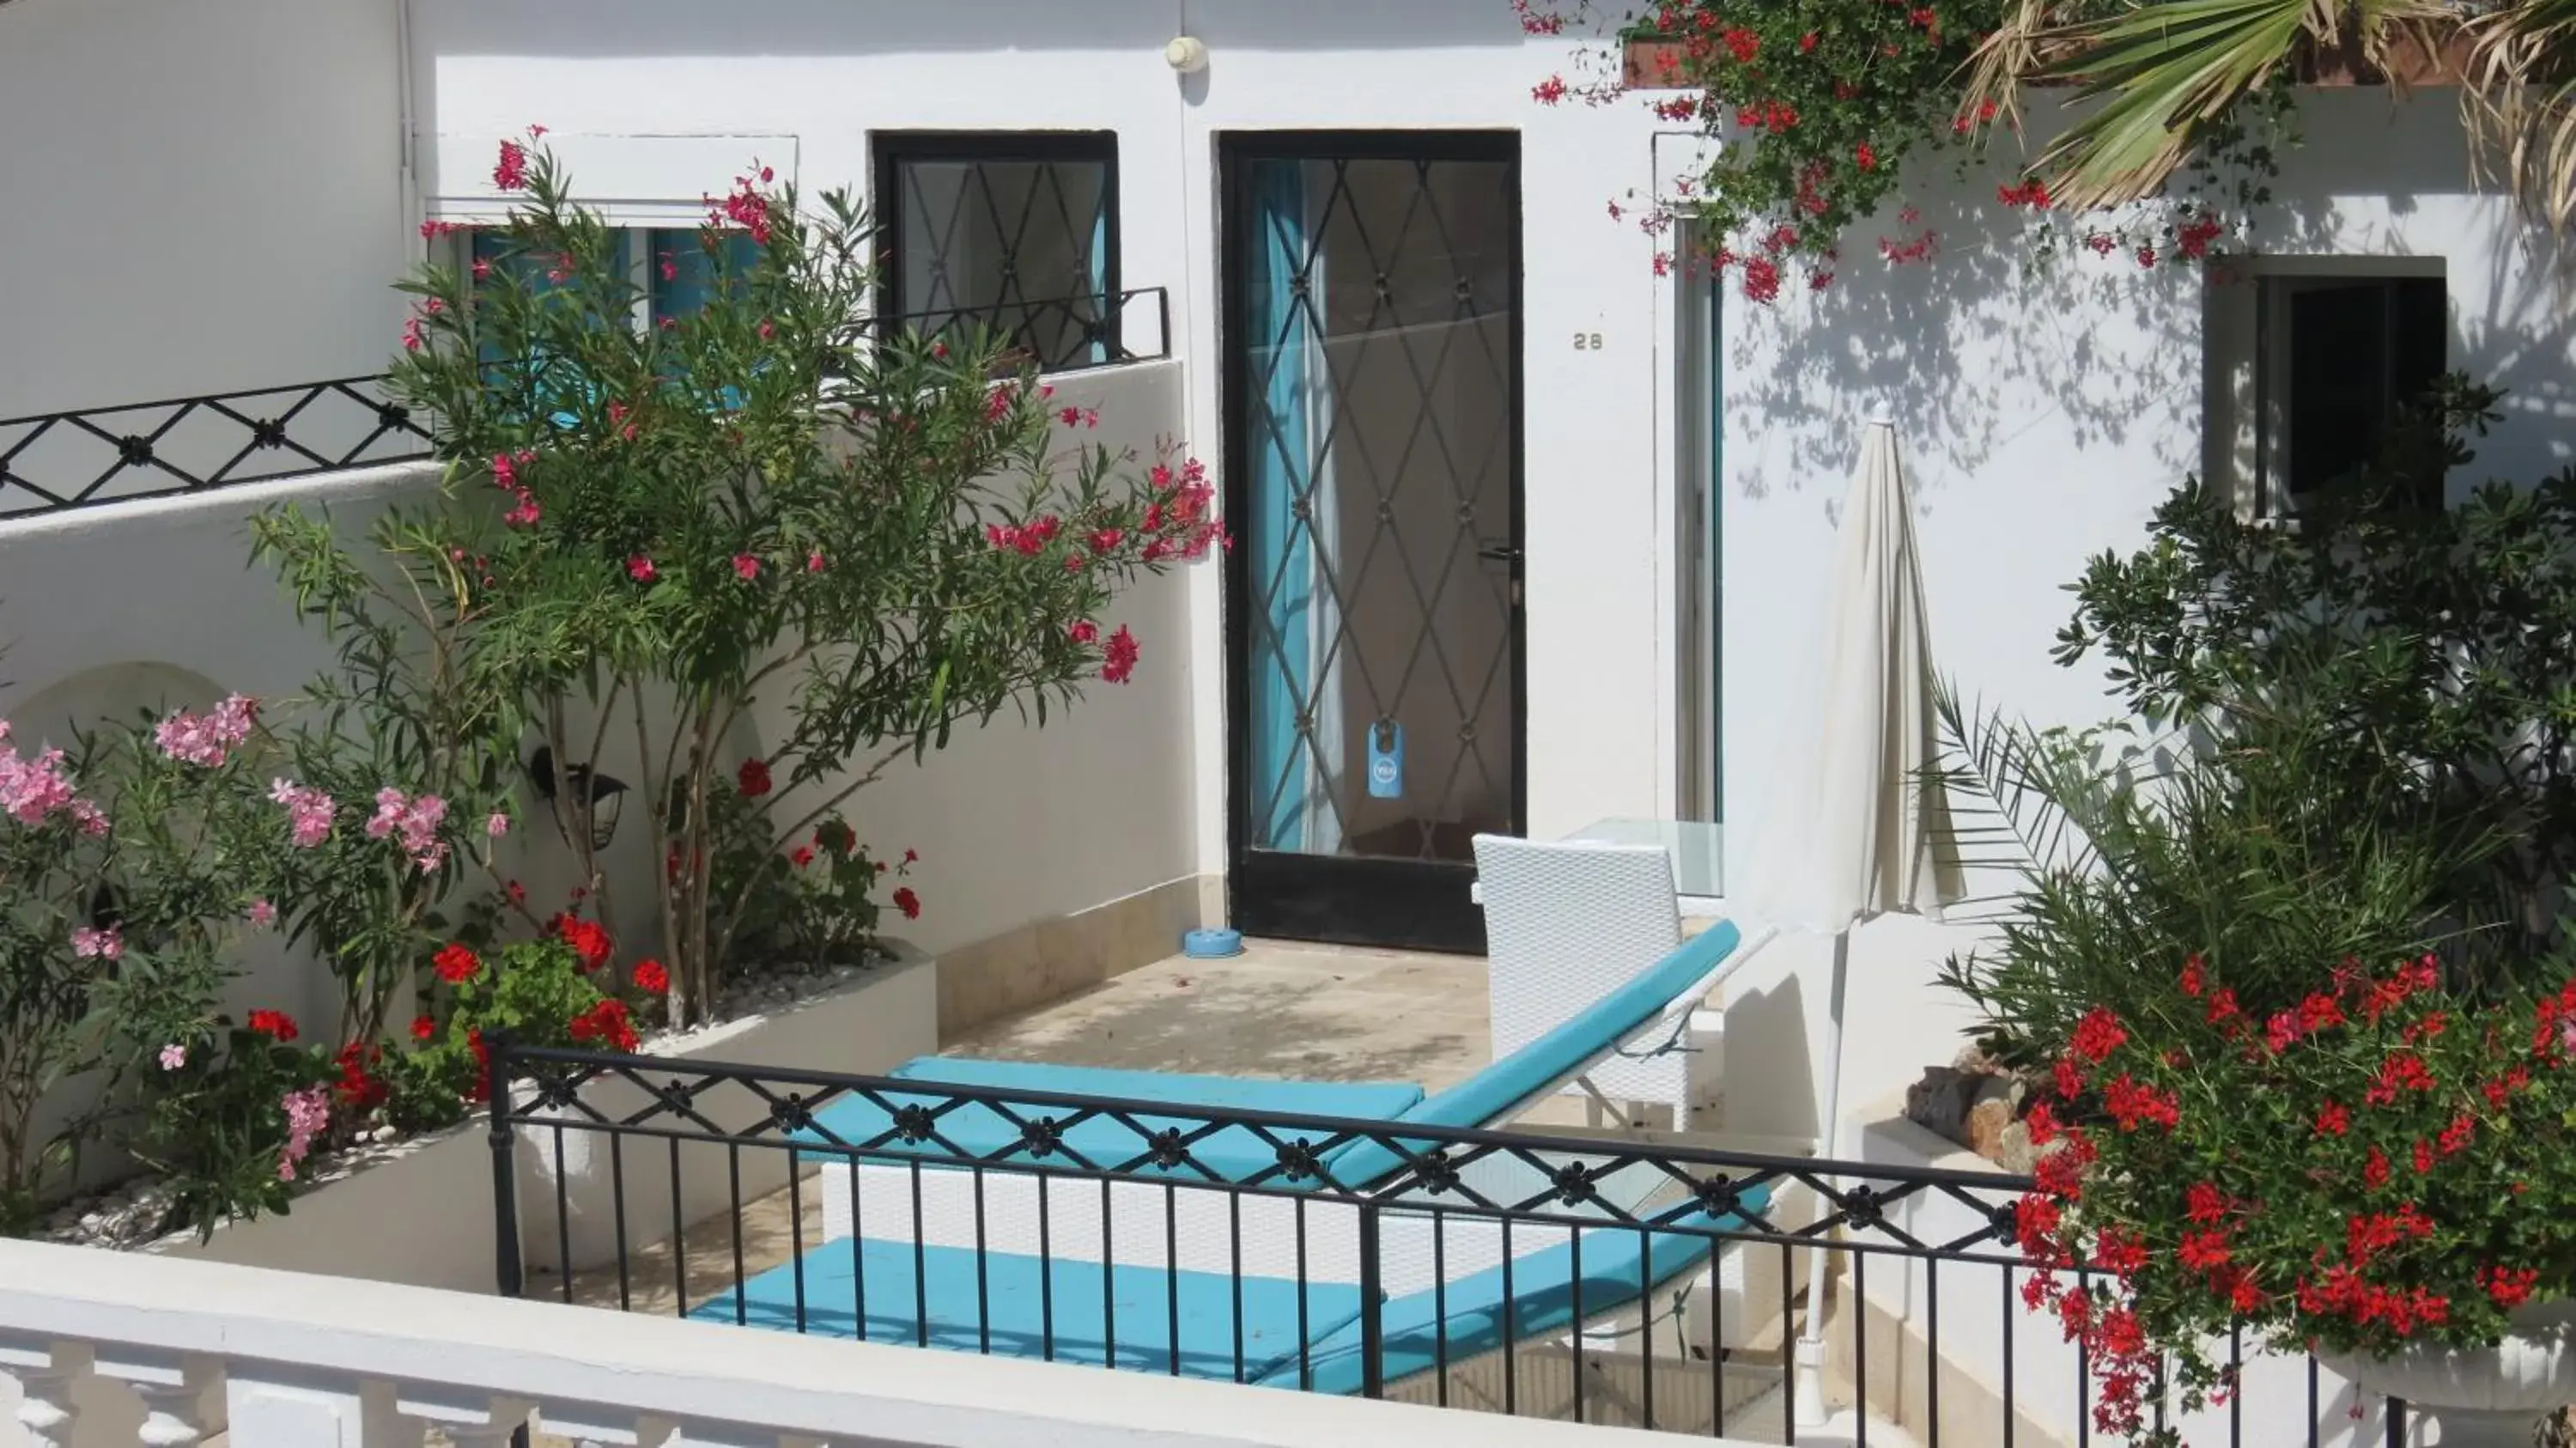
left=1561, top=817, right=1725, bottom=899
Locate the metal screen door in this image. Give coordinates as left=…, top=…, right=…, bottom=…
left=1222, top=133, right=1524, bottom=953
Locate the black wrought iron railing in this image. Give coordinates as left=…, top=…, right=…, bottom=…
left=486, top=1040, right=2413, bottom=1445
left=0, top=374, right=434, bottom=520
left=0, top=287, right=1173, bottom=523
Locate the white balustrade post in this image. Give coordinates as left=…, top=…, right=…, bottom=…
left=226, top=1370, right=373, bottom=1448
left=394, top=1393, right=534, bottom=1447
left=0, top=1337, right=91, bottom=1448
left=91, top=1350, right=221, bottom=1447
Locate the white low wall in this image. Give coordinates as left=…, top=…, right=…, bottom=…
left=156, top=950, right=937, bottom=1296
left=1850, top=1108, right=2419, bottom=1448
left=518, top=948, right=939, bottom=1279
left=0, top=1237, right=1707, bottom=1448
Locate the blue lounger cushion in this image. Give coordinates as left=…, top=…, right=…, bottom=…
left=1316, top=920, right=1745, bottom=1189
left=1271, top=1187, right=1771, bottom=1395
left=695, top=1184, right=1771, bottom=1393
left=690, top=1236, right=1368, bottom=1385
left=796, top=1056, right=1426, bottom=1185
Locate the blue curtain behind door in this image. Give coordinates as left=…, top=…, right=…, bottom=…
left=1248, top=161, right=1319, bottom=853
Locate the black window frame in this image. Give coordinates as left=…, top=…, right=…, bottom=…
left=870, top=131, right=1122, bottom=366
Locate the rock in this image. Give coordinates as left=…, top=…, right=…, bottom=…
left=1967, top=1098, right=2015, bottom=1161
left=1904, top=1065, right=2017, bottom=1153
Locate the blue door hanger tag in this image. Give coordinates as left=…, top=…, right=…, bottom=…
left=1367, top=720, right=1406, bottom=800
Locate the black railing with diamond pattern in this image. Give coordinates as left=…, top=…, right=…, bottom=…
left=0, top=289, right=1172, bottom=523
left=0, top=374, right=432, bottom=520
left=487, top=1038, right=2407, bottom=1445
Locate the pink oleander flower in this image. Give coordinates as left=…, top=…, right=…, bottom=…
left=366, top=788, right=450, bottom=871
left=154, top=693, right=258, bottom=767
left=732, top=553, right=760, bottom=581
left=269, top=778, right=337, bottom=848
left=247, top=898, right=277, bottom=928
left=806, top=550, right=826, bottom=574
left=486, top=811, right=509, bottom=839
left=158, top=1043, right=187, bottom=1071
left=628, top=556, right=657, bottom=583
left=365, top=786, right=405, bottom=840
left=70, top=926, right=122, bottom=961
left=0, top=735, right=101, bottom=830
left=503, top=490, right=542, bottom=527
left=278, top=1086, right=331, bottom=1183
left=494, top=138, right=532, bottom=192
left=1102, top=624, right=1140, bottom=684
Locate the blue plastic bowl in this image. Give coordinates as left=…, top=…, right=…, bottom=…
left=1182, top=928, right=1244, bottom=959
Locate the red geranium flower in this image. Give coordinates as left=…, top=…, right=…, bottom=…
left=558, top=916, right=613, bottom=971
left=633, top=958, right=670, bottom=995
left=892, top=886, right=921, bottom=920
left=434, top=942, right=481, bottom=985
left=410, top=1014, right=437, bottom=1042
left=791, top=844, right=816, bottom=868
left=247, top=1009, right=299, bottom=1043
left=738, top=757, right=773, bottom=798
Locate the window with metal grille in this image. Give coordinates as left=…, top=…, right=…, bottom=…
left=873, top=132, right=1119, bottom=369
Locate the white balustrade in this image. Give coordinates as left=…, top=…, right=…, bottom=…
left=0, top=1238, right=1728, bottom=1448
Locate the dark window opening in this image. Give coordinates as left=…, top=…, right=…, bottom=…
left=2261, top=273, right=2446, bottom=510
left=873, top=132, right=1119, bottom=369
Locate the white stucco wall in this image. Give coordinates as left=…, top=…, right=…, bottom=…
left=0, top=0, right=408, bottom=420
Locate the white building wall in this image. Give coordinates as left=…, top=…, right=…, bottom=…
left=0, top=0, right=407, bottom=419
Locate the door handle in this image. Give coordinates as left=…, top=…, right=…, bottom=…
left=1476, top=539, right=1522, bottom=565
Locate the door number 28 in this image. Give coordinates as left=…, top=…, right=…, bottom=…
left=1572, top=332, right=1606, bottom=350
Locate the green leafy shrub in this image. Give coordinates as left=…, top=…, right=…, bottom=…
left=0, top=702, right=277, bottom=1232
left=381, top=933, right=618, bottom=1134
left=135, top=1013, right=335, bottom=1243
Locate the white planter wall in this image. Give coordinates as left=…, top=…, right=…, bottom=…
left=156, top=952, right=936, bottom=1295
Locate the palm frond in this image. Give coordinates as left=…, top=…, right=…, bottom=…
left=1927, top=677, right=2115, bottom=921
left=2028, top=0, right=2445, bottom=210
left=2465, top=0, right=2576, bottom=234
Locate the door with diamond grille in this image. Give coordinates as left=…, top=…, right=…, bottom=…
left=1222, top=134, right=1523, bottom=953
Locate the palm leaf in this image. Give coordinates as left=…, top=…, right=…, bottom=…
left=1927, top=677, right=2113, bottom=918
left=2029, top=0, right=2445, bottom=210
left=2466, top=0, right=2576, bottom=234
